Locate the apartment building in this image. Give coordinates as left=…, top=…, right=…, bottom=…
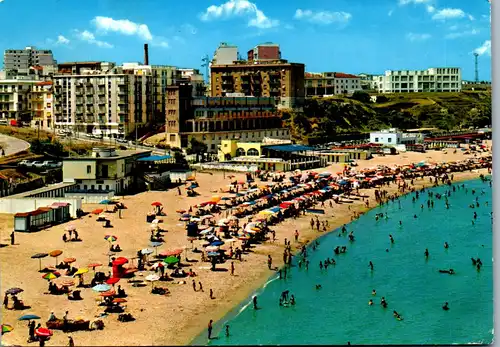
left=0, top=80, right=38, bottom=123
left=247, top=43, right=281, bottom=61
left=53, top=66, right=152, bottom=137
left=57, top=61, right=116, bottom=75
left=212, top=42, right=239, bottom=65
left=373, top=68, right=462, bottom=93
left=305, top=72, right=362, bottom=97
left=31, top=81, right=54, bottom=130
left=4, top=46, right=56, bottom=70
left=165, top=84, right=290, bottom=152
left=210, top=59, right=305, bottom=108
left=178, top=68, right=206, bottom=97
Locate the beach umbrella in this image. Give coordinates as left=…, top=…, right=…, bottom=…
left=42, top=272, right=60, bottom=281
left=74, top=268, right=89, bottom=276
left=65, top=224, right=76, bottom=232
left=152, top=219, right=161, bottom=224
left=88, top=263, right=102, bottom=272
left=49, top=250, right=63, bottom=266
left=150, top=241, right=163, bottom=248
left=59, top=278, right=75, bottom=287
left=210, top=240, right=224, bottom=247
left=63, top=257, right=76, bottom=264
left=18, top=314, right=40, bottom=321
left=100, top=290, right=116, bottom=297
left=163, top=256, right=179, bottom=265
left=145, top=274, right=160, bottom=289
left=92, top=284, right=112, bottom=292
left=113, top=298, right=127, bottom=304
left=31, top=253, right=48, bottom=271
left=151, top=262, right=165, bottom=270
left=151, top=202, right=162, bottom=207
left=206, top=246, right=219, bottom=252
left=141, top=248, right=154, bottom=255
left=105, top=277, right=120, bottom=285
left=92, top=208, right=104, bottom=215
left=104, top=235, right=117, bottom=242
left=35, top=327, right=53, bottom=338
left=207, top=252, right=219, bottom=257
left=5, top=288, right=23, bottom=295
left=160, top=248, right=183, bottom=257
left=181, top=213, right=191, bottom=218
left=190, top=217, right=201, bottom=222
left=100, top=199, right=113, bottom=205
left=176, top=209, right=186, bottom=213
left=1, top=324, right=13, bottom=334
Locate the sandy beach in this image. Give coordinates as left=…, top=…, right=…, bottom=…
left=0, top=144, right=491, bottom=346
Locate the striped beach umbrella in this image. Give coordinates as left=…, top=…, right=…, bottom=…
left=104, top=235, right=117, bottom=242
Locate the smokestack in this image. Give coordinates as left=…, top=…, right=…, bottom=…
left=144, top=44, right=149, bottom=65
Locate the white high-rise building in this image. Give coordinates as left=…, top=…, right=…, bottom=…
left=373, top=67, right=462, bottom=93
left=53, top=66, right=152, bottom=137
left=212, top=42, right=238, bottom=65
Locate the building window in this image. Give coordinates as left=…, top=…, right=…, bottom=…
left=236, top=148, right=246, bottom=156
left=247, top=148, right=259, bottom=156
left=87, top=165, right=91, bottom=174
left=388, top=138, right=392, bottom=143
left=375, top=137, right=379, bottom=142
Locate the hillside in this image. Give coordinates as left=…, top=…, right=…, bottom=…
left=284, top=91, right=492, bottom=143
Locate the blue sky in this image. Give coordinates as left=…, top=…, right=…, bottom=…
left=0, top=0, right=491, bottom=80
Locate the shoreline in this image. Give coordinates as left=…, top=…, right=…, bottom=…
left=185, top=168, right=490, bottom=346
left=0, top=148, right=491, bottom=347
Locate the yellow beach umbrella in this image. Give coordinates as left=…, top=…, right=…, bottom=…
left=74, top=267, right=89, bottom=276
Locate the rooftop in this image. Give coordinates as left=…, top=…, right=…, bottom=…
left=64, top=149, right=151, bottom=161
left=4, top=182, right=77, bottom=199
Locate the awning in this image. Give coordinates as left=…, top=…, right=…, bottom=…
left=264, top=144, right=314, bottom=152
left=137, top=155, right=172, bottom=162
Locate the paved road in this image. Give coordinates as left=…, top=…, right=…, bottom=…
left=0, top=134, right=30, bottom=156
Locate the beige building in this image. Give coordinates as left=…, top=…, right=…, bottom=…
left=305, top=72, right=362, bottom=97
left=53, top=65, right=152, bottom=137
left=0, top=79, right=38, bottom=123
left=31, top=81, right=54, bottom=130
left=62, top=147, right=151, bottom=194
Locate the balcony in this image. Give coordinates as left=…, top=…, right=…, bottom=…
left=76, top=109, right=84, bottom=114
left=86, top=99, right=94, bottom=104
left=222, top=80, right=233, bottom=86
left=98, top=89, right=105, bottom=95
left=98, top=99, right=106, bottom=104
left=85, top=116, right=95, bottom=123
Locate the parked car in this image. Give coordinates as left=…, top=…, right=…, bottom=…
left=85, top=133, right=93, bottom=138
left=32, top=161, right=45, bottom=168
left=117, top=138, right=128, bottom=143
left=41, top=160, right=62, bottom=169
left=18, top=160, right=33, bottom=167
left=92, top=134, right=103, bottom=139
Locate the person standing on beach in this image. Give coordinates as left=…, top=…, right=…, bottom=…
left=225, top=324, right=230, bottom=337
left=10, top=231, right=15, bottom=245
left=268, top=255, right=273, bottom=270
left=253, top=295, right=258, bottom=309
left=3, top=294, right=8, bottom=309
left=68, top=336, right=75, bottom=347
left=210, top=289, right=214, bottom=299
left=198, top=281, right=203, bottom=292
left=230, top=262, right=235, bottom=276
left=294, top=230, right=299, bottom=242
left=192, top=279, right=197, bottom=292
left=208, top=320, right=213, bottom=339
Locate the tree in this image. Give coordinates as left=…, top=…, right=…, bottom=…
left=187, top=138, right=208, bottom=162
left=351, top=91, right=370, bottom=103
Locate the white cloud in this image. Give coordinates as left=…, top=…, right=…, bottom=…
left=399, top=0, right=431, bottom=5
left=56, top=35, right=70, bottom=45
left=474, top=40, right=491, bottom=56
left=75, top=30, right=113, bottom=48
left=432, top=8, right=466, bottom=20
left=200, top=0, right=278, bottom=29
left=406, top=32, right=431, bottom=41
left=426, top=5, right=435, bottom=13
left=445, top=29, right=479, bottom=39
left=93, top=16, right=153, bottom=41
left=294, top=9, right=352, bottom=25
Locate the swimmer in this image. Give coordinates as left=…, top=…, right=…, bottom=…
left=372, top=289, right=376, bottom=296
left=315, top=284, right=322, bottom=290
left=290, top=295, right=296, bottom=305
left=442, top=302, right=449, bottom=311
left=414, top=214, right=418, bottom=219
left=399, top=220, right=402, bottom=226
left=369, top=261, right=374, bottom=271
left=389, top=234, right=394, bottom=243
left=424, top=248, right=429, bottom=258
left=444, top=242, right=449, bottom=249
left=368, top=299, right=373, bottom=306
left=386, top=249, right=389, bottom=252
left=381, top=297, right=387, bottom=307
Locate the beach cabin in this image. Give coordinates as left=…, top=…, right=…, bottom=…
left=14, top=207, right=53, bottom=232
left=50, top=202, right=71, bottom=223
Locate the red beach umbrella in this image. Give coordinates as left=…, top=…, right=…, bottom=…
left=106, top=277, right=120, bottom=285
left=159, top=249, right=183, bottom=257
left=63, top=257, right=76, bottom=264
left=151, top=202, right=162, bottom=207
left=35, top=328, right=53, bottom=337
left=100, top=290, right=116, bottom=297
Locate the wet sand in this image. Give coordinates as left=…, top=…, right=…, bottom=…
left=0, top=146, right=491, bottom=346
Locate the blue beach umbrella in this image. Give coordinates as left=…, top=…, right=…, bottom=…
left=92, top=284, right=111, bottom=292
left=207, top=252, right=219, bottom=257
left=18, top=314, right=40, bottom=321
left=210, top=240, right=224, bottom=247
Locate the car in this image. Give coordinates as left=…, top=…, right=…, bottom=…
left=117, top=138, right=128, bottom=143
left=32, top=161, right=45, bottom=169
left=18, top=160, right=33, bottom=167
left=92, top=134, right=103, bottom=139
left=85, top=133, right=93, bottom=138
left=41, top=160, right=62, bottom=169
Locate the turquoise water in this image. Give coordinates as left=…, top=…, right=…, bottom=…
left=193, top=179, right=493, bottom=346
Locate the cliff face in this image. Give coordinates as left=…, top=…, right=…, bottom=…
left=282, top=91, right=492, bottom=143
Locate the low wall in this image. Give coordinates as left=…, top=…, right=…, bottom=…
left=0, top=197, right=82, bottom=217
left=64, top=192, right=114, bottom=204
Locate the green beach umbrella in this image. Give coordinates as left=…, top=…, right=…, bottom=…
left=2, top=324, right=13, bottom=334
left=163, top=256, right=179, bottom=265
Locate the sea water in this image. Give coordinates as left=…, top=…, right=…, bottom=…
left=193, top=179, right=493, bottom=346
